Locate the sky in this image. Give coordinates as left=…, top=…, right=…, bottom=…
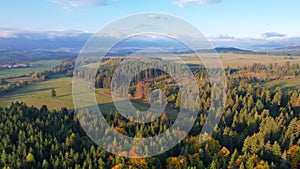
left=0, top=0, right=299, bottom=39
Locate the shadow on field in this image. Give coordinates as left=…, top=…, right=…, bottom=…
left=97, top=101, right=178, bottom=121
left=1, top=87, right=53, bottom=98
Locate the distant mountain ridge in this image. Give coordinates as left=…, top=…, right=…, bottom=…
left=214, top=47, right=254, bottom=53
left=1, top=30, right=300, bottom=56
left=269, top=46, right=300, bottom=55
left=167, top=47, right=254, bottom=55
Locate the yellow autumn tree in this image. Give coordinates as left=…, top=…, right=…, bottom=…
left=166, top=156, right=187, bottom=169
left=287, top=145, right=300, bottom=169
left=26, top=153, right=35, bottom=163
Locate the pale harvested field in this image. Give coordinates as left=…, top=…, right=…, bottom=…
left=171, top=53, right=300, bottom=68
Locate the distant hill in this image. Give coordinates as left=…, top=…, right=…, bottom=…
left=0, top=50, right=75, bottom=64
left=214, top=47, right=254, bottom=53
left=269, top=46, right=300, bottom=55
left=173, top=47, right=254, bottom=55
left=101, top=47, right=255, bottom=56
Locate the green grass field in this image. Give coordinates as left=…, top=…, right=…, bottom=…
left=0, top=74, right=73, bottom=110
left=264, top=78, right=300, bottom=91
left=0, top=60, right=62, bottom=78
left=0, top=75, right=150, bottom=113
left=0, top=74, right=179, bottom=120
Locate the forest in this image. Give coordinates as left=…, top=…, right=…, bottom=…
left=0, top=58, right=300, bottom=169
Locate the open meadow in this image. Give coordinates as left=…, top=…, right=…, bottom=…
left=264, top=77, right=300, bottom=92
left=175, top=53, right=300, bottom=68
left=0, top=59, right=62, bottom=78
left=0, top=74, right=73, bottom=110
left=220, top=53, right=300, bottom=67
left=0, top=74, right=152, bottom=115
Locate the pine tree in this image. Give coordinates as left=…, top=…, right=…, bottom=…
left=209, top=158, right=220, bottom=169
left=1, top=149, right=7, bottom=165
left=175, top=90, right=181, bottom=109
left=228, top=149, right=238, bottom=169
left=42, top=159, right=50, bottom=169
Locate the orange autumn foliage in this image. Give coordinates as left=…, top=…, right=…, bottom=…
left=287, top=145, right=300, bottom=169
left=129, top=158, right=147, bottom=167
left=111, top=163, right=125, bottom=169
left=114, top=127, right=125, bottom=134
left=254, top=160, right=268, bottom=169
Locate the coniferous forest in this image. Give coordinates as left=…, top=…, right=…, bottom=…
left=0, top=60, right=300, bottom=169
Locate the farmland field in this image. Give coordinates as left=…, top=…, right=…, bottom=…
left=0, top=74, right=73, bottom=110
left=220, top=53, right=300, bottom=67
left=0, top=59, right=62, bottom=78
left=175, top=53, right=300, bottom=68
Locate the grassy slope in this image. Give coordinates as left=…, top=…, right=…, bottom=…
left=0, top=74, right=73, bottom=110
left=0, top=75, right=149, bottom=114
left=264, top=78, right=300, bottom=91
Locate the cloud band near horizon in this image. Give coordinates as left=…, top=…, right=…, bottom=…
left=51, top=0, right=222, bottom=8
left=51, top=0, right=112, bottom=7
left=173, top=0, right=222, bottom=8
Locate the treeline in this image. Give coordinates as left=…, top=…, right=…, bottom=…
left=236, top=62, right=300, bottom=78
left=91, top=60, right=300, bottom=93
left=234, top=61, right=300, bottom=81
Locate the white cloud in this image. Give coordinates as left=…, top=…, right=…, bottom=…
left=0, top=29, right=17, bottom=38
left=0, top=28, right=91, bottom=39
left=174, top=0, right=222, bottom=8
left=262, top=32, right=287, bottom=39
left=51, top=0, right=112, bottom=8
left=147, top=14, right=160, bottom=19
left=147, top=14, right=168, bottom=20
left=208, top=34, right=235, bottom=41
left=108, top=31, right=123, bottom=38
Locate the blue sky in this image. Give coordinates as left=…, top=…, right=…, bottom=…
left=0, top=0, right=299, bottom=38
